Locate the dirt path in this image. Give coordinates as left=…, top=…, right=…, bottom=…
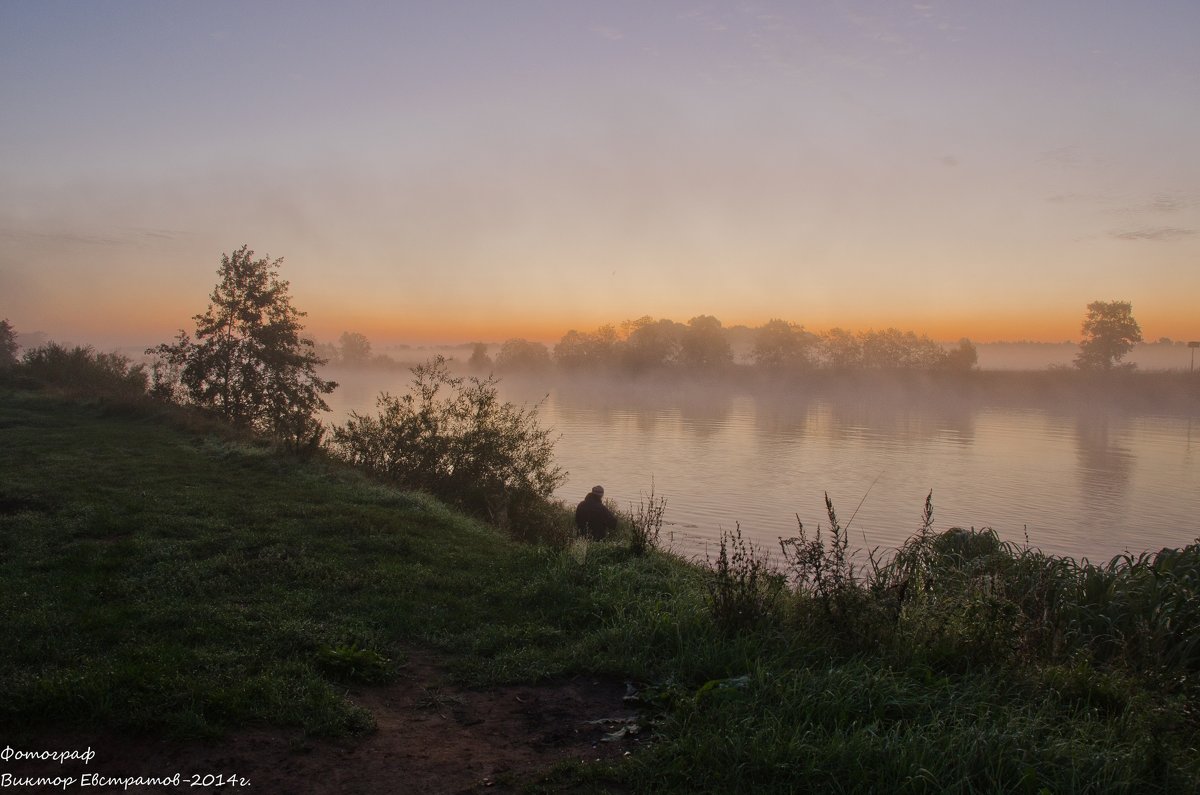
left=5, top=651, right=642, bottom=793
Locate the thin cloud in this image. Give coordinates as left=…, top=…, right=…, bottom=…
left=589, top=24, right=623, bottom=41
left=1108, top=193, right=1197, bottom=219
left=0, top=226, right=189, bottom=246
left=124, top=227, right=192, bottom=241
left=1047, top=193, right=1092, bottom=204
left=677, top=8, right=729, bottom=33
left=1111, top=227, right=1196, bottom=242
left=0, top=228, right=123, bottom=246
left=1144, top=193, right=1191, bottom=213
left=1038, top=145, right=1083, bottom=167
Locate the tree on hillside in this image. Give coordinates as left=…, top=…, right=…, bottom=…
left=0, top=319, right=17, bottom=369
left=1074, top=300, right=1142, bottom=371
left=147, top=245, right=336, bottom=447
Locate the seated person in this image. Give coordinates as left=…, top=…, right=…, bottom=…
left=575, top=485, right=617, bottom=540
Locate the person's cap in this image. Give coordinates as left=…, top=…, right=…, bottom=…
left=591, top=485, right=604, bottom=497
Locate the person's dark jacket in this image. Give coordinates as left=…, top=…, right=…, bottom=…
left=575, top=492, right=617, bottom=540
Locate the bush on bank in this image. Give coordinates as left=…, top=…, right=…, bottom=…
left=327, top=355, right=569, bottom=542
left=11, top=342, right=148, bottom=399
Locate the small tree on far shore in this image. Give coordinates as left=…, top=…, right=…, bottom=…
left=468, top=342, right=493, bottom=371
left=338, top=331, right=373, bottom=366
left=1074, top=300, right=1143, bottom=371
left=680, top=315, right=733, bottom=370
left=941, top=338, right=979, bottom=372
left=495, top=338, right=551, bottom=373
left=752, top=319, right=815, bottom=370
left=148, top=245, right=336, bottom=447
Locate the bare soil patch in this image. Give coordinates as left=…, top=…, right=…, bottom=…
left=6, top=651, right=641, bottom=793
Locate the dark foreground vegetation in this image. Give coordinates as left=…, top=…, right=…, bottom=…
left=3, top=376, right=1199, bottom=792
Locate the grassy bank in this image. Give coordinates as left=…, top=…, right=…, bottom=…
left=2, top=388, right=1198, bottom=792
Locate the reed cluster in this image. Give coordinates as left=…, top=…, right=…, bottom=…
left=705, top=490, right=1200, bottom=681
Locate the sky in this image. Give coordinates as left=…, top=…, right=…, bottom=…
left=2, top=1, right=1198, bottom=348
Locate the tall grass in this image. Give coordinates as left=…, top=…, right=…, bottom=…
left=626, top=482, right=668, bottom=556
left=769, top=490, right=1200, bottom=681
left=705, top=523, right=785, bottom=632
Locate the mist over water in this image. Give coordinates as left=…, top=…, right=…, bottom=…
left=327, top=368, right=1199, bottom=564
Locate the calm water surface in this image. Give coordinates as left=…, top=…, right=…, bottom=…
left=328, top=371, right=1200, bottom=564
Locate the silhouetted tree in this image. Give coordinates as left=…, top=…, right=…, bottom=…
left=680, top=315, right=733, bottom=370
left=338, top=331, right=372, bottom=365
left=859, top=328, right=947, bottom=369
left=1074, top=300, right=1142, bottom=371
left=0, top=319, right=17, bottom=370
left=941, top=338, right=979, bottom=372
left=621, top=316, right=683, bottom=372
left=554, top=325, right=619, bottom=370
left=723, top=324, right=757, bottom=354
left=752, top=319, right=815, bottom=370
left=495, top=338, right=551, bottom=372
left=819, top=327, right=862, bottom=368
left=467, top=342, right=493, bottom=371
left=147, top=245, right=336, bottom=447
left=554, top=330, right=590, bottom=370
left=313, top=341, right=340, bottom=365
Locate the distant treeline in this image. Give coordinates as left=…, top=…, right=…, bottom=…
left=321, top=317, right=980, bottom=375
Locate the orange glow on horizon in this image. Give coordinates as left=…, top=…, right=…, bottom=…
left=22, top=297, right=1193, bottom=351
left=307, top=307, right=1197, bottom=347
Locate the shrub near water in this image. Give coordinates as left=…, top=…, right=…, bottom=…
left=626, top=484, right=668, bottom=556
left=329, top=356, right=568, bottom=541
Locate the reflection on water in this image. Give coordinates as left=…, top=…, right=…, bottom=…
left=326, top=371, right=1200, bottom=564
left=1073, top=411, right=1135, bottom=544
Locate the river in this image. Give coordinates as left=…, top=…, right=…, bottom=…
left=326, top=367, right=1200, bottom=565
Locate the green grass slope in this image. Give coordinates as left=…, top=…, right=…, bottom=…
left=2, top=389, right=1197, bottom=793
left=0, top=391, right=619, bottom=736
